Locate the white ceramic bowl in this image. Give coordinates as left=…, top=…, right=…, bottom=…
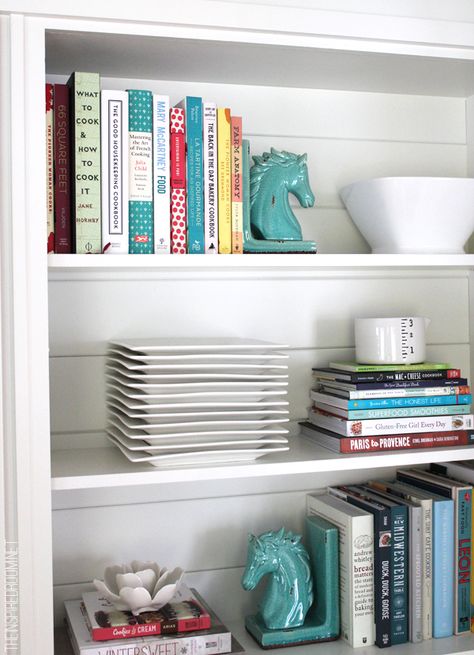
left=339, top=177, right=474, bottom=254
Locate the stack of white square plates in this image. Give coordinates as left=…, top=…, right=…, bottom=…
left=105, top=338, right=290, bottom=467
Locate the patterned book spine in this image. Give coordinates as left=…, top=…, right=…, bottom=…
left=177, top=97, right=204, bottom=253
left=153, top=94, right=170, bottom=253
left=67, top=71, right=101, bottom=253
left=53, top=84, right=72, bottom=253
left=231, top=116, right=243, bottom=254
left=45, top=83, right=54, bottom=252
left=101, top=90, right=129, bottom=254
left=217, top=108, right=231, bottom=253
left=455, top=487, right=472, bottom=634
left=203, top=102, right=218, bottom=253
left=170, top=107, right=186, bottom=254
left=128, top=89, right=153, bottom=254
left=390, top=505, right=408, bottom=644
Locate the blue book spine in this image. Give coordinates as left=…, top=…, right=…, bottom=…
left=432, top=500, right=455, bottom=638
left=128, top=90, right=154, bottom=254
left=182, top=97, right=204, bottom=253
left=391, top=506, right=408, bottom=644
left=346, top=394, right=472, bottom=410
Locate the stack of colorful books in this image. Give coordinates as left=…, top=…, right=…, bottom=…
left=64, top=584, right=241, bottom=655
left=300, top=360, right=474, bottom=453
left=306, top=462, right=473, bottom=647
left=45, top=72, right=247, bottom=256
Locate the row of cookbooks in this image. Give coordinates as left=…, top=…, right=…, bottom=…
left=64, top=583, right=243, bottom=655
left=300, top=360, right=473, bottom=453
left=46, top=71, right=247, bottom=256
left=307, top=461, right=474, bottom=648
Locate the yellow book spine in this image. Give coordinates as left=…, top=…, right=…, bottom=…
left=217, top=108, right=231, bottom=254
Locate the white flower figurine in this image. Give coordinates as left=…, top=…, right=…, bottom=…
left=93, top=561, right=184, bottom=615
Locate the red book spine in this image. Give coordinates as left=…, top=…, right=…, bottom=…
left=53, top=84, right=72, bottom=253
left=338, top=429, right=474, bottom=454
left=45, top=83, right=55, bottom=252
left=91, top=610, right=211, bottom=641
left=170, top=107, right=186, bottom=254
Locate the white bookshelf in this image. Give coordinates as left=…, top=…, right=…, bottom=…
left=4, top=3, right=474, bottom=655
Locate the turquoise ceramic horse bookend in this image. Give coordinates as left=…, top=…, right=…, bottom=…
left=243, top=143, right=317, bottom=253
left=241, top=518, right=340, bottom=649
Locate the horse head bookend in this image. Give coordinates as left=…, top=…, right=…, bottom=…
left=243, top=145, right=317, bottom=253
left=241, top=519, right=340, bottom=649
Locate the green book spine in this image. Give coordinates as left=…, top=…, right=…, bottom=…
left=68, top=72, right=101, bottom=253
left=128, top=90, right=153, bottom=254
left=390, top=505, right=408, bottom=644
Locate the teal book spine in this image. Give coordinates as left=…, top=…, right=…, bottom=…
left=432, top=499, right=455, bottom=638
left=390, top=505, right=408, bottom=644
left=178, top=97, right=204, bottom=253
left=455, top=487, right=471, bottom=634
left=128, top=90, right=153, bottom=254
left=344, top=394, right=472, bottom=410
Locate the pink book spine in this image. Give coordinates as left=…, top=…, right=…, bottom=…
left=46, top=83, right=55, bottom=252
left=170, top=107, right=186, bottom=254
left=53, top=84, right=72, bottom=253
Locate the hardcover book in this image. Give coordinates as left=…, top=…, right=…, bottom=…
left=170, top=106, right=187, bottom=254
left=203, top=102, right=218, bottom=253
left=53, top=83, right=72, bottom=253
left=312, top=400, right=472, bottom=421
left=153, top=94, right=171, bottom=254
left=310, top=389, right=472, bottom=410
left=67, top=71, right=101, bottom=253
left=319, top=382, right=470, bottom=400
left=328, top=485, right=391, bottom=648
left=45, top=82, right=54, bottom=252
left=308, top=408, right=474, bottom=437
left=306, top=492, right=375, bottom=648
left=101, top=90, right=129, bottom=254
left=176, top=97, right=204, bottom=253
left=329, top=361, right=451, bottom=373
left=217, top=107, right=232, bottom=253
left=316, top=377, right=469, bottom=392
left=128, top=89, right=154, bottom=253
left=299, top=422, right=474, bottom=453
left=312, top=366, right=461, bottom=383
left=82, top=584, right=211, bottom=641
left=396, top=469, right=465, bottom=635
left=231, top=116, right=243, bottom=254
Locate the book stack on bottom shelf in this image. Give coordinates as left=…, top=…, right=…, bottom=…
left=300, top=360, right=474, bottom=454
left=64, top=585, right=242, bottom=655
left=306, top=462, right=473, bottom=649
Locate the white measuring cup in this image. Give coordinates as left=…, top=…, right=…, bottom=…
left=355, top=317, right=430, bottom=365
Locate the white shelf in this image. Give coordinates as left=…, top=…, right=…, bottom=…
left=48, top=253, right=474, bottom=273
left=50, top=435, right=474, bottom=491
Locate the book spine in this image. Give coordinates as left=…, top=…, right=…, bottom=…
left=314, top=368, right=461, bottom=382
left=311, top=410, right=474, bottom=436
left=433, top=500, right=455, bottom=638
left=128, top=89, right=153, bottom=253
left=305, top=495, right=375, bottom=648
left=46, top=83, right=55, bottom=252
left=455, top=487, right=472, bottom=634
left=217, top=107, right=232, bottom=253
left=184, top=97, right=204, bottom=253
left=153, top=94, right=171, bottom=254
left=68, top=72, right=101, bottom=253
left=170, top=107, right=187, bottom=254
left=91, top=615, right=211, bottom=641
left=408, top=506, right=423, bottom=643
left=322, top=384, right=470, bottom=399
left=420, top=499, right=433, bottom=640
left=242, top=139, right=250, bottom=250
left=53, top=83, right=72, bottom=253
left=329, top=430, right=473, bottom=453
left=328, top=488, right=391, bottom=648
left=101, top=90, right=128, bottom=254
left=317, top=404, right=472, bottom=420
left=390, top=505, right=408, bottom=644
left=330, top=362, right=450, bottom=372
left=231, top=116, right=243, bottom=253
left=310, top=390, right=472, bottom=409
left=203, top=102, right=218, bottom=253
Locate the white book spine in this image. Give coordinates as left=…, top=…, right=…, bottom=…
left=101, top=90, right=129, bottom=253
left=321, top=384, right=463, bottom=399
left=310, top=411, right=473, bottom=436
left=203, top=102, right=218, bottom=253
left=306, top=494, right=375, bottom=648
left=408, top=506, right=423, bottom=643
left=153, top=94, right=171, bottom=253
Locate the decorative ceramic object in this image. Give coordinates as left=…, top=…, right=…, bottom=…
left=243, top=143, right=316, bottom=253
left=355, top=316, right=430, bottom=364
left=340, top=176, right=474, bottom=254
left=242, top=519, right=339, bottom=649
left=93, top=561, right=184, bottom=615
